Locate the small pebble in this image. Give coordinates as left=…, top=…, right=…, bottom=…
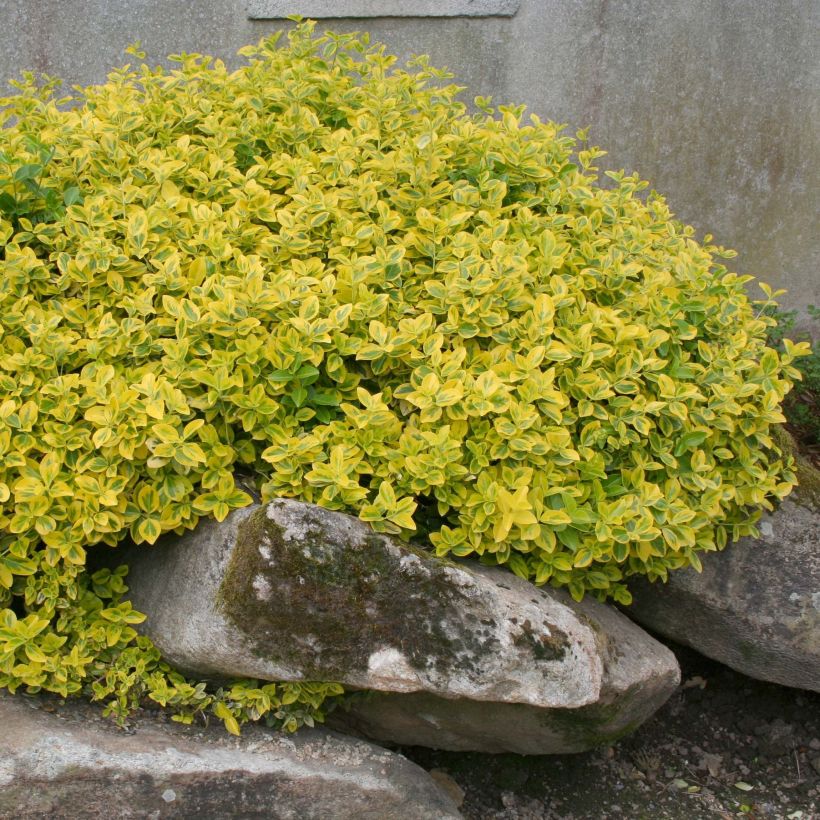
left=428, top=769, right=465, bottom=808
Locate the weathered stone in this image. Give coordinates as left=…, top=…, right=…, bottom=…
left=0, top=693, right=462, bottom=820
left=121, top=498, right=680, bottom=753
left=329, top=586, right=680, bottom=753
left=626, top=469, right=820, bottom=692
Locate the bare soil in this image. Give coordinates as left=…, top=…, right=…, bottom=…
left=402, top=643, right=820, bottom=820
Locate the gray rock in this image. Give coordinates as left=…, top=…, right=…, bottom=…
left=121, top=498, right=679, bottom=753
left=328, top=587, right=680, bottom=753
left=428, top=769, right=466, bottom=808
left=626, top=479, right=820, bottom=692
left=0, top=693, right=462, bottom=820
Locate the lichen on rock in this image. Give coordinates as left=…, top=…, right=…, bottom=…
left=121, top=497, right=680, bottom=753
left=219, top=500, right=486, bottom=683
left=216, top=499, right=586, bottom=701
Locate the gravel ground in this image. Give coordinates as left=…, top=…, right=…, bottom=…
left=402, top=643, right=820, bottom=820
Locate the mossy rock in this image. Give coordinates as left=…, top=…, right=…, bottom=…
left=120, top=498, right=680, bottom=753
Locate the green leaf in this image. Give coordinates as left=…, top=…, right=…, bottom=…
left=13, top=164, right=42, bottom=182
left=63, top=186, right=82, bottom=206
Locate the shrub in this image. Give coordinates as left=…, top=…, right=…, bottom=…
left=765, top=306, right=820, bottom=455
left=0, top=22, right=809, bottom=730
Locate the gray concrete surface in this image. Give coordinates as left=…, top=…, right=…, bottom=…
left=1, top=0, right=817, bottom=320
left=248, top=1, right=520, bottom=17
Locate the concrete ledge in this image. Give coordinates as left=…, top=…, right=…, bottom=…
left=247, top=1, right=520, bottom=18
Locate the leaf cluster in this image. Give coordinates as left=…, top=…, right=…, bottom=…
left=765, top=305, right=820, bottom=451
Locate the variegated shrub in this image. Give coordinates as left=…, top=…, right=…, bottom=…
left=0, top=22, right=809, bottom=730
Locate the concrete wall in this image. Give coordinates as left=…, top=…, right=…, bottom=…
left=1, top=0, right=817, bottom=321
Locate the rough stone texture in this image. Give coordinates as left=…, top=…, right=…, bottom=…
left=329, top=587, right=681, bottom=753
left=248, top=1, right=520, bottom=17
left=121, top=498, right=680, bottom=753
left=0, top=1, right=816, bottom=326
left=0, top=693, right=462, bottom=820
left=626, top=488, right=820, bottom=692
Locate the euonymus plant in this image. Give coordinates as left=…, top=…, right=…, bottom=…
left=0, top=22, right=809, bottom=732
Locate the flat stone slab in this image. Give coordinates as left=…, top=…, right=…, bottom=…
left=120, top=498, right=679, bottom=753
left=0, top=693, right=462, bottom=819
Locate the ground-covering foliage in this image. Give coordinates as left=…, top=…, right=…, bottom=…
left=0, top=22, right=809, bottom=730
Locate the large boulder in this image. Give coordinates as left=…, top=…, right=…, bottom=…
left=329, top=587, right=680, bottom=753
left=119, top=498, right=679, bottom=753
left=0, top=693, right=462, bottom=820
left=626, top=449, right=820, bottom=692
